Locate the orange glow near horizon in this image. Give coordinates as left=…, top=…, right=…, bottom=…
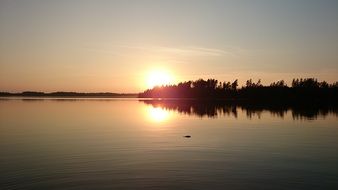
left=146, top=70, right=174, bottom=89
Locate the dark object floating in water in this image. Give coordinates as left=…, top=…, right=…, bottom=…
left=184, top=135, right=191, bottom=138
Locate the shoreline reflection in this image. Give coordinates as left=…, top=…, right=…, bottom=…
left=141, top=99, right=338, bottom=120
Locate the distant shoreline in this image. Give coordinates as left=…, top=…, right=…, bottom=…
left=0, top=92, right=138, bottom=98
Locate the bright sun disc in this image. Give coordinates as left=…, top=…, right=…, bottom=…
left=147, top=70, right=173, bottom=88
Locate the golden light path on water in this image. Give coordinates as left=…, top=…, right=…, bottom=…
left=147, top=106, right=171, bottom=123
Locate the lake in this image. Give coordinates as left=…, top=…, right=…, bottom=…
left=1, top=98, right=337, bottom=189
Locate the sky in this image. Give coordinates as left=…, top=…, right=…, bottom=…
left=0, top=0, right=338, bottom=92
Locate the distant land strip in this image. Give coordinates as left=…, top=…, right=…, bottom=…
left=2, top=78, right=338, bottom=103
left=0, top=91, right=138, bottom=98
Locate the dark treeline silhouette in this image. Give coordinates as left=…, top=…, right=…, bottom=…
left=139, top=78, right=338, bottom=104
left=0, top=91, right=137, bottom=98
left=141, top=99, right=338, bottom=120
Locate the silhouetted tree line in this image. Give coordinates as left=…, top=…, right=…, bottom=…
left=139, top=78, right=338, bottom=103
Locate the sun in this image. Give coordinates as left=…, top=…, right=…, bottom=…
left=147, top=70, right=173, bottom=88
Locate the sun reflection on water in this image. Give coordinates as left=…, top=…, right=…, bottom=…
left=147, top=106, right=171, bottom=122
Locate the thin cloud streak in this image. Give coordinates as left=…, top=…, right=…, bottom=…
left=117, top=45, right=238, bottom=57
left=83, top=43, right=257, bottom=59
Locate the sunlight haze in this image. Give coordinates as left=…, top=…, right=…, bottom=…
left=1, top=0, right=338, bottom=92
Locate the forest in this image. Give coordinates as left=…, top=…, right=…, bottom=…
left=139, top=78, right=338, bottom=103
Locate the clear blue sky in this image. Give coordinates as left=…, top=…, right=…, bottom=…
left=1, top=0, right=337, bottom=92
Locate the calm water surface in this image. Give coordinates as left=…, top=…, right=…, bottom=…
left=0, top=99, right=337, bottom=189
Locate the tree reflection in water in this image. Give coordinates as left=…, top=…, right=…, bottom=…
left=141, top=99, right=338, bottom=120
